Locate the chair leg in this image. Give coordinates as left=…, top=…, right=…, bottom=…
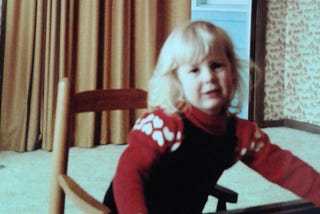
left=216, top=200, right=227, bottom=212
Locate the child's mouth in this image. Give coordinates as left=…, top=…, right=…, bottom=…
left=203, top=89, right=222, bottom=97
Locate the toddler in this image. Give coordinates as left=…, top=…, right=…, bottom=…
left=103, top=20, right=320, bottom=214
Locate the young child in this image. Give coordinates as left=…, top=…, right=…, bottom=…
left=103, top=20, right=320, bottom=214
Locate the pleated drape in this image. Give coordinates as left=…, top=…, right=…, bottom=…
left=0, top=0, right=43, bottom=151
left=0, top=0, right=190, bottom=152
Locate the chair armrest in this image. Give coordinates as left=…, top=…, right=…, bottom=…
left=209, top=184, right=238, bottom=203
left=58, top=175, right=111, bottom=214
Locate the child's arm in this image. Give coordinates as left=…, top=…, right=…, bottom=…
left=237, top=119, right=320, bottom=206
left=113, top=145, right=157, bottom=214
left=112, top=110, right=183, bottom=214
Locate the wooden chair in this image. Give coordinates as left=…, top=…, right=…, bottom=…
left=49, top=77, right=237, bottom=214
left=48, top=78, right=147, bottom=214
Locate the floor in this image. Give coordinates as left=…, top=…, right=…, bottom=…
left=0, top=127, right=319, bottom=213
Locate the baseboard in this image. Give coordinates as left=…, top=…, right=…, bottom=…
left=262, top=120, right=284, bottom=128
left=262, top=119, right=320, bottom=134
left=284, top=119, right=320, bottom=135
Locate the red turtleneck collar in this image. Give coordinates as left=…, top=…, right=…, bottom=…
left=183, top=105, right=228, bottom=135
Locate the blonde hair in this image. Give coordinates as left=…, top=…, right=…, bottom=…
left=148, top=20, right=244, bottom=114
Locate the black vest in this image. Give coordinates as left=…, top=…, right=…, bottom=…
left=104, top=116, right=238, bottom=214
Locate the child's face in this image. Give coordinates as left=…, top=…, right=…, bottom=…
left=176, top=43, right=233, bottom=115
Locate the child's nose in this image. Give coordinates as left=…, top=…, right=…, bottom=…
left=201, top=67, right=218, bottom=83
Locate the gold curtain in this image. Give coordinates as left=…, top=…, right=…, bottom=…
left=0, top=0, right=190, bottom=152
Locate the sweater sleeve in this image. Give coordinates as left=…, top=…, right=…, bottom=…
left=236, top=118, right=320, bottom=206
left=113, top=109, right=183, bottom=214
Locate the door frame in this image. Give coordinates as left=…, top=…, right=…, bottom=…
left=249, top=0, right=268, bottom=127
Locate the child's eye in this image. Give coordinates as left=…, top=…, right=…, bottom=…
left=190, top=67, right=199, bottom=73
left=210, top=62, right=223, bottom=70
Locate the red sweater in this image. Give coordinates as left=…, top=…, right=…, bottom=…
left=112, top=107, right=320, bottom=213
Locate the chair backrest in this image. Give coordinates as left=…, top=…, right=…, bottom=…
left=48, top=77, right=148, bottom=214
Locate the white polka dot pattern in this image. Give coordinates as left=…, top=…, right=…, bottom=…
left=133, top=113, right=182, bottom=151
left=250, top=126, right=265, bottom=153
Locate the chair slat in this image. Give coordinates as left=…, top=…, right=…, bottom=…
left=74, top=89, right=148, bottom=112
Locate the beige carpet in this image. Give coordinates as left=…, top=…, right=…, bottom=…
left=0, top=127, right=319, bottom=213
